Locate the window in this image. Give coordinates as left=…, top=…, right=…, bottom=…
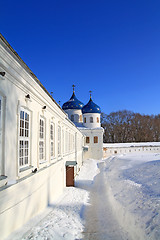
left=86, top=137, right=90, bottom=144
left=71, top=115, right=74, bottom=121
left=50, top=123, right=55, bottom=159
left=80, top=115, right=82, bottom=121
left=65, top=130, right=68, bottom=153
left=72, top=134, right=75, bottom=151
left=94, top=136, right=98, bottom=143
left=0, top=96, right=3, bottom=174
left=62, top=129, right=64, bottom=154
left=97, top=117, right=99, bottom=123
left=84, top=117, right=86, bottom=123
left=90, top=117, right=93, bottom=123
left=0, top=97, right=2, bottom=127
left=58, top=126, right=61, bottom=156
left=19, top=109, right=30, bottom=168
left=39, top=118, right=45, bottom=162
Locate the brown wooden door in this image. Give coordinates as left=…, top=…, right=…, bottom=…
left=66, top=166, right=74, bottom=186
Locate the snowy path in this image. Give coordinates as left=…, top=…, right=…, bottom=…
left=82, top=162, right=130, bottom=240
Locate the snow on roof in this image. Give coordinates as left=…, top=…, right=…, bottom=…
left=103, top=142, right=160, bottom=148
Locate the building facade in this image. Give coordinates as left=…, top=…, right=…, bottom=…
left=0, top=34, right=84, bottom=239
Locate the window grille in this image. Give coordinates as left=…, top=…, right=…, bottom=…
left=39, top=118, right=45, bottom=162
left=50, top=123, right=55, bottom=159
left=19, top=110, right=30, bottom=167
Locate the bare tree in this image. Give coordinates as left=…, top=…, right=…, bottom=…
left=102, top=110, right=160, bottom=143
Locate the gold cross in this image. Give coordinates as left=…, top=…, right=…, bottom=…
left=89, top=90, right=92, bottom=99
left=72, top=84, right=75, bottom=93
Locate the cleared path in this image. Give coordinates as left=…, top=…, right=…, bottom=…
left=82, top=162, right=130, bottom=240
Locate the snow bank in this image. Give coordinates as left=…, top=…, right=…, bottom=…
left=104, top=153, right=160, bottom=240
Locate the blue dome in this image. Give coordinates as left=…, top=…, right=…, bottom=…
left=82, top=98, right=101, bottom=114
left=62, top=92, right=84, bottom=110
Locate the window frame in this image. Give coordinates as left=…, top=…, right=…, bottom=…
left=19, top=108, right=30, bottom=169
left=50, top=122, right=55, bottom=160
left=58, top=125, right=61, bottom=156
left=86, top=136, right=90, bottom=144
left=71, top=115, right=74, bottom=121
left=90, top=117, right=93, bottom=123
left=94, top=136, right=98, bottom=144
left=0, top=96, right=3, bottom=175
left=39, top=117, right=46, bottom=163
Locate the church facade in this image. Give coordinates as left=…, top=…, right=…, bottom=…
left=62, top=87, right=104, bottom=160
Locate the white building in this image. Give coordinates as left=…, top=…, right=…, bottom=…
left=0, top=34, right=84, bottom=239
left=62, top=88, right=104, bottom=160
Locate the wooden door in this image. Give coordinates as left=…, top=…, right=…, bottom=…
left=66, top=166, right=74, bottom=187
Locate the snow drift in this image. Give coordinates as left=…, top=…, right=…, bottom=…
left=104, top=153, right=160, bottom=240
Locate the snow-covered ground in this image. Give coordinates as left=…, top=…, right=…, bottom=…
left=6, top=153, right=160, bottom=240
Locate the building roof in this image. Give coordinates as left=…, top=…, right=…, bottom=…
left=65, top=161, right=77, bottom=166
left=82, top=97, right=101, bottom=114
left=62, top=92, right=84, bottom=110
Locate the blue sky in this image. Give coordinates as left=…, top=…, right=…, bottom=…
left=1, top=0, right=160, bottom=115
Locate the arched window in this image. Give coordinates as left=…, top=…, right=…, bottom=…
left=71, top=115, right=74, bottom=121
left=84, top=117, right=86, bottom=123
left=77, top=115, right=79, bottom=122
left=97, top=117, right=99, bottom=123
left=90, top=117, right=93, bottom=123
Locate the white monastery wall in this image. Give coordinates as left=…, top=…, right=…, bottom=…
left=103, top=143, right=160, bottom=158
left=0, top=35, right=84, bottom=239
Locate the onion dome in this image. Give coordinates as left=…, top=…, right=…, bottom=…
left=82, top=91, right=101, bottom=114
left=62, top=85, right=84, bottom=110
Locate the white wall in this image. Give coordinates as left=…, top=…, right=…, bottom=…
left=103, top=144, right=160, bottom=158
left=0, top=35, right=84, bottom=239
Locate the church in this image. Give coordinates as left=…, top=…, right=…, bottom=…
left=62, top=86, right=104, bottom=160
left=0, top=34, right=104, bottom=239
